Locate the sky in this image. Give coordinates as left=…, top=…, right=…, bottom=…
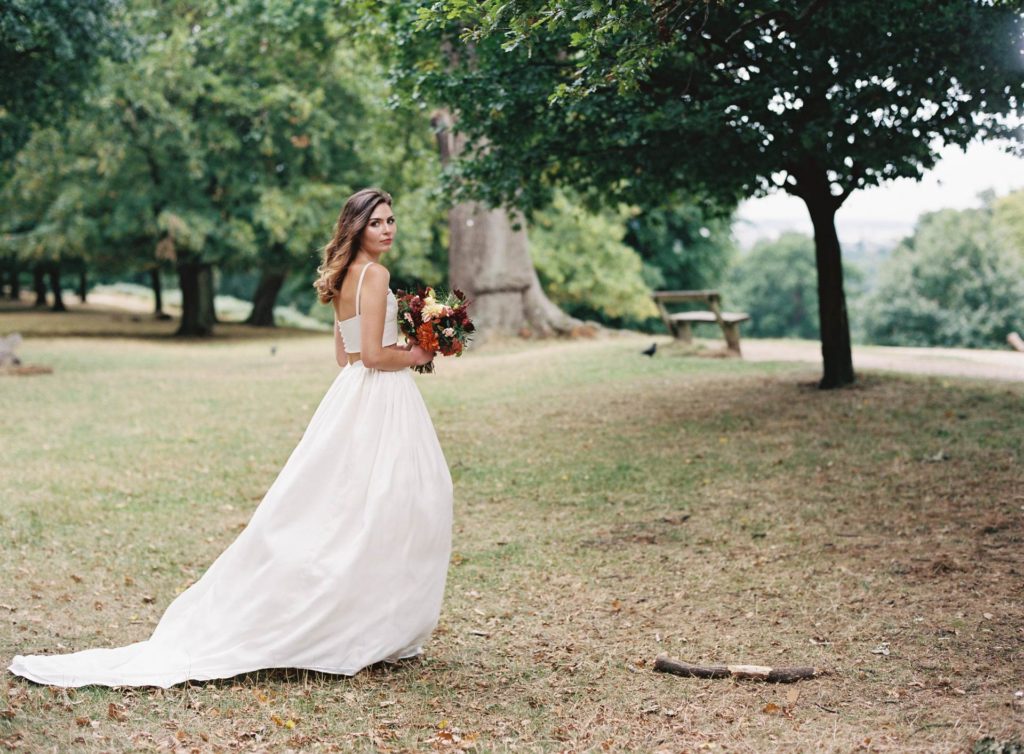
left=733, top=140, right=1024, bottom=249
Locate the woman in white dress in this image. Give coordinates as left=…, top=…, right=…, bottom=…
left=8, top=188, right=453, bottom=688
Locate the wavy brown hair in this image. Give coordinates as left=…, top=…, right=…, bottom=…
left=313, top=188, right=393, bottom=304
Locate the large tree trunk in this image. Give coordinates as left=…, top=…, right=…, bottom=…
left=432, top=110, right=581, bottom=338
left=245, top=269, right=286, bottom=327
left=48, top=264, right=66, bottom=312
left=793, top=162, right=855, bottom=389
left=176, top=261, right=215, bottom=336
left=207, top=266, right=219, bottom=324
left=32, top=266, right=47, bottom=307
left=3, top=259, right=21, bottom=300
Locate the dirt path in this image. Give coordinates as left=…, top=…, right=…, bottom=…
left=741, top=337, right=1024, bottom=382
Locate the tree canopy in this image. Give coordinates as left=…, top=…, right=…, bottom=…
left=863, top=201, right=1024, bottom=348
left=0, top=0, right=131, bottom=171
left=2, top=0, right=445, bottom=333
left=407, top=0, right=1024, bottom=386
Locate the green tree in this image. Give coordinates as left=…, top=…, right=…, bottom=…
left=409, top=0, right=1024, bottom=387
left=993, top=189, right=1024, bottom=261
left=863, top=206, right=1024, bottom=348
left=623, top=204, right=735, bottom=292
left=187, top=4, right=442, bottom=327
left=0, top=123, right=113, bottom=311
left=727, top=232, right=820, bottom=340
left=1, top=0, right=446, bottom=333
left=530, top=192, right=656, bottom=325
left=0, top=0, right=131, bottom=172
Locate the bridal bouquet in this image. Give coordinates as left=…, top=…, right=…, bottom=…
left=396, top=287, right=474, bottom=373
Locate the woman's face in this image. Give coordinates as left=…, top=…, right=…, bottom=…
left=361, top=202, right=395, bottom=255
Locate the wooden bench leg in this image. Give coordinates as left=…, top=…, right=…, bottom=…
left=675, top=321, right=693, bottom=343
left=722, top=322, right=742, bottom=356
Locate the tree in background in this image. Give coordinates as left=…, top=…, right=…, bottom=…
left=993, top=189, right=1024, bottom=260
left=1, top=0, right=447, bottom=333
left=0, top=0, right=131, bottom=172
left=188, top=2, right=443, bottom=328
left=624, top=204, right=735, bottom=293
left=529, top=192, right=656, bottom=326
left=411, top=1, right=1024, bottom=387
left=1, top=0, right=131, bottom=300
left=0, top=124, right=111, bottom=311
left=728, top=233, right=819, bottom=340
left=863, top=205, right=1024, bottom=348
left=357, top=3, right=587, bottom=337
left=726, top=232, right=863, bottom=341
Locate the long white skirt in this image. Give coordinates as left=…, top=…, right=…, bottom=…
left=8, top=362, right=453, bottom=688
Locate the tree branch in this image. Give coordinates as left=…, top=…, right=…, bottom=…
left=724, top=0, right=830, bottom=44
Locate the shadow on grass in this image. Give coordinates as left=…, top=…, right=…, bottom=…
left=0, top=302, right=322, bottom=342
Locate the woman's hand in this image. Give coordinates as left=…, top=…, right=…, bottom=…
left=408, top=345, right=434, bottom=367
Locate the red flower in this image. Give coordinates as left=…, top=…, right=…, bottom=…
left=416, top=322, right=439, bottom=352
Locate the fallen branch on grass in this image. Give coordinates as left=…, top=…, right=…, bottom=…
left=653, top=653, right=823, bottom=683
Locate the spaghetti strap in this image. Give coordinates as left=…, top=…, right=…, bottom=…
left=354, top=262, right=374, bottom=316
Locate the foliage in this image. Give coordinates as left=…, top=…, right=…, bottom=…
left=409, top=1, right=1024, bottom=212
left=992, top=189, right=1024, bottom=261
left=1, top=0, right=447, bottom=327
left=726, top=232, right=865, bottom=340
left=529, top=192, right=657, bottom=324
left=623, top=203, right=735, bottom=292
left=406, top=0, right=1023, bottom=385
left=0, top=0, right=132, bottom=171
left=727, top=233, right=820, bottom=340
left=863, top=205, right=1024, bottom=348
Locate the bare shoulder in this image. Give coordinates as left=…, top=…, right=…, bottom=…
left=363, top=263, right=391, bottom=287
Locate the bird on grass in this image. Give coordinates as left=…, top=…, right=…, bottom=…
left=270, top=345, right=278, bottom=357
left=641, top=343, right=657, bottom=357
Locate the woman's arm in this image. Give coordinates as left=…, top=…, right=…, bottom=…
left=358, top=265, right=432, bottom=371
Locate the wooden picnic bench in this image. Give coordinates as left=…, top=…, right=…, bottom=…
left=652, top=290, right=751, bottom=356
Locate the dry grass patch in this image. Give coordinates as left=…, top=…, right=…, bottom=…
left=1, top=334, right=1022, bottom=752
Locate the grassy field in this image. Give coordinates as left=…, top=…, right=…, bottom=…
left=1, top=323, right=1022, bottom=753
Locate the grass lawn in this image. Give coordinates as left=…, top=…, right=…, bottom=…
left=1, top=324, right=1022, bottom=753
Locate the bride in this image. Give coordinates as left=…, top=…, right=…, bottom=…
left=8, top=188, right=453, bottom=688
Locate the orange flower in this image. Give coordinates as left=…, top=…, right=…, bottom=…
left=416, top=322, right=439, bottom=352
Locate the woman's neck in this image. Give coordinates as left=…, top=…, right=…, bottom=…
left=353, top=251, right=383, bottom=266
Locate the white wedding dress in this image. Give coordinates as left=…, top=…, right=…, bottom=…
left=8, top=272, right=453, bottom=688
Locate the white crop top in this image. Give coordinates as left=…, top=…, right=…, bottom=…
left=337, top=262, right=399, bottom=354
